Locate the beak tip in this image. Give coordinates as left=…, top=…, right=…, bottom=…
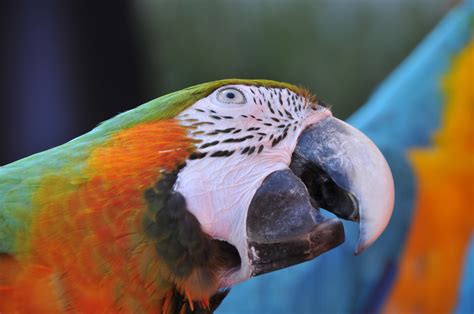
left=354, top=194, right=394, bottom=255
left=354, top=241, right=369, bottom=255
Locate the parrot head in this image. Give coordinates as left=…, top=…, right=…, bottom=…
left=165, top=79, right=394, bottom=292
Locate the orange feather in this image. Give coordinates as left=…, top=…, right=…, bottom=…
left=1, top=120, right=197, bottom=313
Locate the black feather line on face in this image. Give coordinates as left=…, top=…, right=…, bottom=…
left=208, top=128, right=235, bottom=135
left=210, top=150, right=235, bottom=157
left=247, top=146, right=256, bottom=155
left=200, top=141, right=220, bottom=149
left=222, top=135, right=254, bottom=143
left=267, top=101, right=275, bottom=114
left=189, top=151, right=208, bottom=160
left=284, top=109, right=294, bottom=120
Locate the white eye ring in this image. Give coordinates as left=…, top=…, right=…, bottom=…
left=216, top=87, right=246, bottom=105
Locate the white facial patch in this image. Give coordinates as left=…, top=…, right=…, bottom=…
left=174, top=84, right=330, bottom=286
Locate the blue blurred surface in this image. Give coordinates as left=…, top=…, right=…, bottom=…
left=456, top=237, right=474, bottom=314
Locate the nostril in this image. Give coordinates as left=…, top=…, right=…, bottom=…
left=317, top=100, right=330, bottom=108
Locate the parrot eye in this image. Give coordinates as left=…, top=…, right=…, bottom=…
left=216, top=88, right=246, bottom=105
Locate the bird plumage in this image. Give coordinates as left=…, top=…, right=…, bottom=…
left=0, top=79, right=309, bottom=313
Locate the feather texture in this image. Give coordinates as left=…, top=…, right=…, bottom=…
left=1, top=120, right=194, bottom=312
left=0, top=79, right=308, bottom=312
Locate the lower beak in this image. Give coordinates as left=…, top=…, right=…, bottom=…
left=246, top=116, right=394, bottom=276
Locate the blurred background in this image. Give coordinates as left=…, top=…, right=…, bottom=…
left=1, top=1, right=472, bottom=313
left=0, top=0, right=457, bottom=165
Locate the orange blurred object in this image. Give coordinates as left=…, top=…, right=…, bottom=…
left=384, top=40, right=474, bottom=313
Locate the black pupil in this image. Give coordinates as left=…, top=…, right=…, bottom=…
left=226, top=92, right=236, bottom=99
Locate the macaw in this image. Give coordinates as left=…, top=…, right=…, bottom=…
left=0, top=79, right=394, bottom=313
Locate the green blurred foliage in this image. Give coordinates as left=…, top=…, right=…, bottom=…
left=134, top=0, right=457, bottom=118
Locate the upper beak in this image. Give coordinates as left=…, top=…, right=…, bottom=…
left=292, top=116, right=395, bottom=254
left=246, top=116, right=394, bottom=276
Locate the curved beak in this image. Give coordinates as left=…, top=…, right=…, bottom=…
left=246, top=116, right=394, bottom=276
left=292, top=116, right=394, bottom=254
